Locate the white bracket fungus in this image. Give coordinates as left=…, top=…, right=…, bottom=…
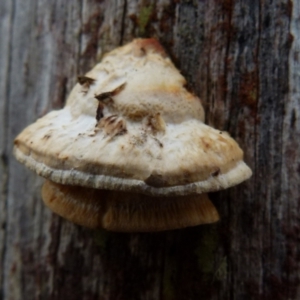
left=13, top=39, right=252, bottom=232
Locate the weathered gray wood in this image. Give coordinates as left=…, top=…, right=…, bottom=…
left=1, top=0, right=299, bottom=299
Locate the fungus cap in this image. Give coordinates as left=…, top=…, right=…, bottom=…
left=14, top=38, right=252, bottom=197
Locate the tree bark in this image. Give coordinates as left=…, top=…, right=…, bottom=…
left=1, top=0, right=299, bottom=299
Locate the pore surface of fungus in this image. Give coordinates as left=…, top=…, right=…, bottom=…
left=14, top=38, right=252, bottom=231
left=42, top=180, right=219, bottom=232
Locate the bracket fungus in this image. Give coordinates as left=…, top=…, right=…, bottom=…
left=14, top=38, right=252, bottom=232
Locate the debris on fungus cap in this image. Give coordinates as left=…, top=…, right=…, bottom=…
left=13, top=38, right=252, bottom=231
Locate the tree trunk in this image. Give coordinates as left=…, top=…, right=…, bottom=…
left=1, top=0, right=299, bottom=299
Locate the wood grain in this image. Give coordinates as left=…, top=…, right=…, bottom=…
left=1, top=0, right=299, bottom=299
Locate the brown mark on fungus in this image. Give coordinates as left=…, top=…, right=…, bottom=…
left=78, top=75, right=95, bottom=86
left=211, top=168, right=221, bottom=177
left=94, top=83, right=126, bottom=102
left=13, top=38, right=252, bottom=232
left=96, top=102, right=104, bottom=121
left=146, top=113, right=166, bottom=134
left=96, top=115, right=127, bottom=137
left=78, top=76, right=95, bottom=94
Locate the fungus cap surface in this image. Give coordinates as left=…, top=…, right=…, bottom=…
left=14, top=38, right=252, bottom=196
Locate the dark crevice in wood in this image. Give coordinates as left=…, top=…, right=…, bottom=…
left=77, top=0, right=84, bottom=76
left=254, top=0, right=262, bottom=185
left=223, top=0, right=233, bottom=132
left=119, top=0, right=127, bottom=45
left=159, top=234, right=167, bottom=299
left=48, top=217, right=63, bottom=299
left=0, top=154, right=8, bottom=300
left=290, top=109, right=296, bottom=129
left=1, top=0, right=16, bottom=297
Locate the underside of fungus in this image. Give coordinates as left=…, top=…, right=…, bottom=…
left=13, top=38, right=252, bottom=231
left=43, top=180, right=219, bottom=232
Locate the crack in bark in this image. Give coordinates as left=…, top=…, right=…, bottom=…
left=119, top=0, right=127, bottom=45
left=1, top=0, right=16, bottom=297
left=223, top=0, right=233, bottom=132
left=77, top=0, right=83, bottom=73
